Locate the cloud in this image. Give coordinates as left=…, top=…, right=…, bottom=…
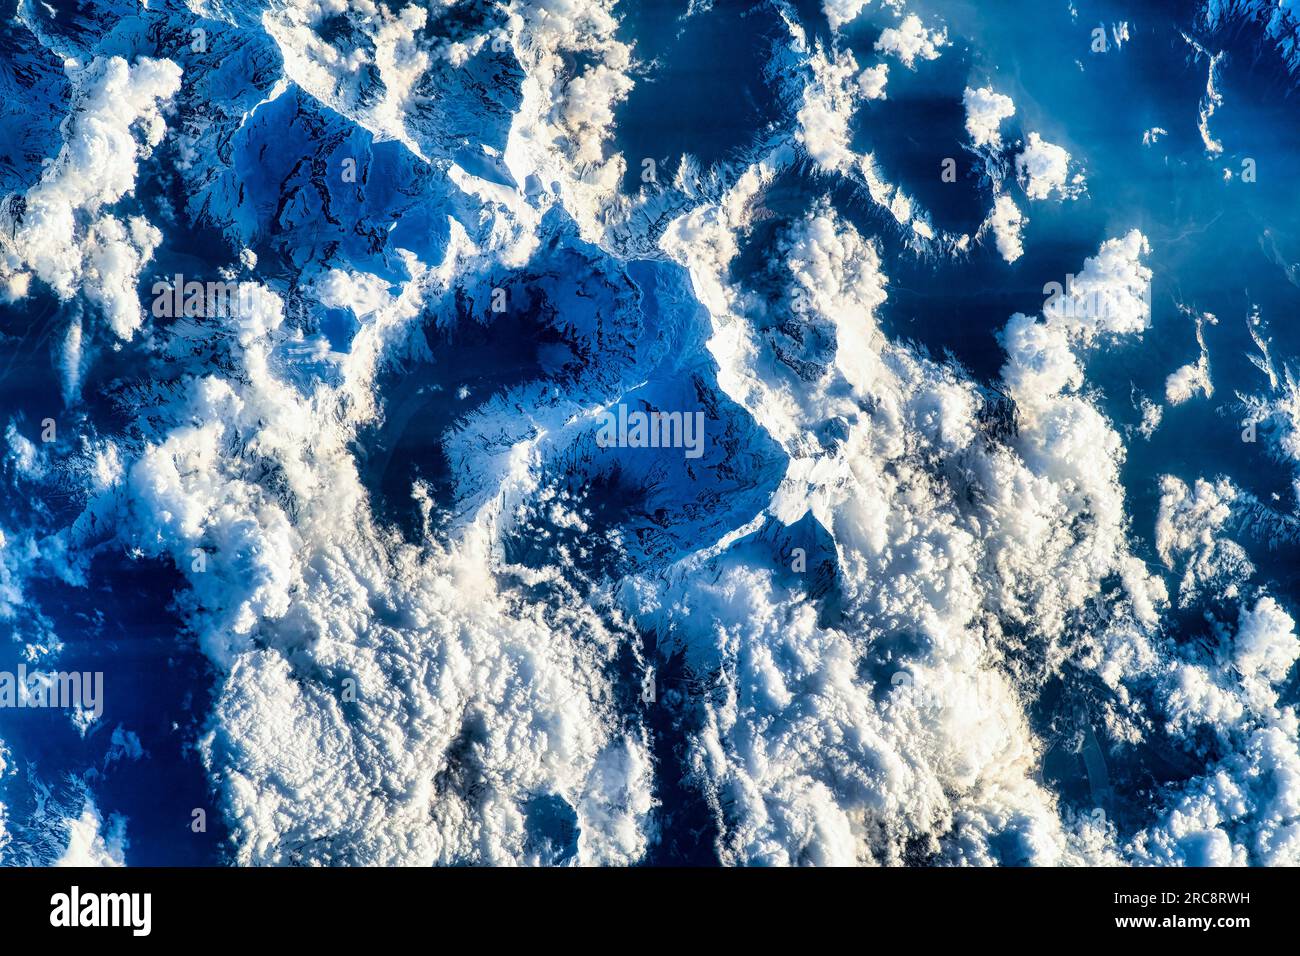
left=6, top=0, right=1297, bottom=871
left=858, top=63, right=889, bottom=100
left=1130, top=594, right=1300, bottom=865
left=875, top=14, right=947, bottom=68
left=55, top=800, right=128, bottom=867
left=823, top=0, right=872, bottom=31
left=1165, top=309, right=1215, bottom=405
left=503, top=0, right=636, bottom=235
left=1155, top=476, right=1253, bottom=606
left=796, top=45, right=864, bottom=173
left=1001, top=230, right=1151, bottom=410
left=782, top=18, right=962, bottom=253
left=651, top=175, right=1177, bottom=863
left=1016, top=132, right=1084, bottom=200
left=1130, top=721, right=1300, bottom=865
left=1165, top=362, right=1213, bottom=404
left=0, top=56, right=180, bottom=339
left=1234, top=596, right=1300, bottom=698
left=983, top=194, right=1027, bottom=262
left=80, top=247, right=657, bottom=863
left=963, top=86, right=1016, bottom=148
left=5, top=425, right=47, bottom=480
